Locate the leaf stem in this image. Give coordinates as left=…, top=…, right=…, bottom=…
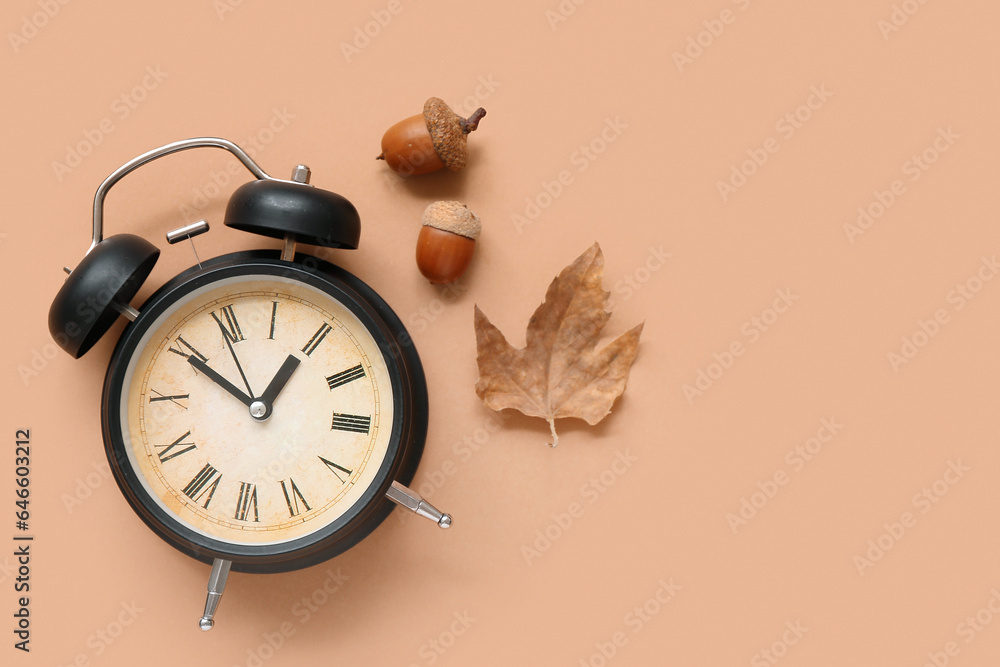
left=547, top=417, right=559, bottom=447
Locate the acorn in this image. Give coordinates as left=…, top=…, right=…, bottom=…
left=377, top=98, right=486, bottom=176
left=416, top=201, right=481, bottom=284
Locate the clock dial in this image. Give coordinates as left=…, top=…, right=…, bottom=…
left=119, top=274, right=395, bottom=546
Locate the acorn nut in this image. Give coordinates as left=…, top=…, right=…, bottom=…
left=377, top=98, right=486, bottom=176
left=416, top=201, right=481, bottom=284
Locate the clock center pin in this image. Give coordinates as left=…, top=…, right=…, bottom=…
left=249, top=400, right=268, bottom=420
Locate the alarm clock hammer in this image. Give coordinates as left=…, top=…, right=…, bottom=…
left=48, top=138, right=452, bottom=630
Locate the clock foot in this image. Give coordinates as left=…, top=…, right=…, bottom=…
left=199, top=558, right=232, bottom=631
left=386, top=481, right=453, bottom=528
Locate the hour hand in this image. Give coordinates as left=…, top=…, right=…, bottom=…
left=187, top=356, right=253, bottom=407
left=260, top=355, right=300, bottom=407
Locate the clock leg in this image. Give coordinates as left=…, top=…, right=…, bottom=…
left=386, top=481, right=453, bottom=529
left=198, top=558, right=232, bottom=631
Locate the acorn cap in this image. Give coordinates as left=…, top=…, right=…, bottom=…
left=422, top=201, right=481, bottom=240
left=423, top=97, right=486, bottom=171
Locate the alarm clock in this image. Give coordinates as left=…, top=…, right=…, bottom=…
left=48, top=138, right=451, bottom=630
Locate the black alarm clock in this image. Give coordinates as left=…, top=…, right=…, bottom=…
left=48, top=138, right=451, bottom=630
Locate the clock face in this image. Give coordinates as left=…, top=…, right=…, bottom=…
left=116, top=271, right=397, bottom=547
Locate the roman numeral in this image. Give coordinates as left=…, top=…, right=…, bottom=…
left=155, top=430, right=197, bottom=463
left=331, top=413, right=371, bottom=434
left=268, top=301, right=278, bottom=340
left=302, top=322, right=333, bottom=357
left=149, top=389, right=189, bottom=410
left=234, top=482, right=259, bottom=522
left=168, top=335, right=208, bottom=362
left=211, top=305, right=244, bottom=343
left=318, top=456, right=353, bottom=484
left=182, top=463, right=221, bottom=508
left=326, top=364, right=366, bottom=390
left=279, top=478, right=311, bottom=517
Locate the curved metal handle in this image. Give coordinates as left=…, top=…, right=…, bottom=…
left=88, top=137, right=273, bottom=253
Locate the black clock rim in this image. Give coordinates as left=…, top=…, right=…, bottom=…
left=102, top=250, right=428, bottom=574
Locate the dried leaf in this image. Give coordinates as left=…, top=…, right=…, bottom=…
left=474, top=243, right=643, bottom=446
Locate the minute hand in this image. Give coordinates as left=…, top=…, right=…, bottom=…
left=187, top=356, right=253, bottom=407
left=220, top=331, right=255, bottom=399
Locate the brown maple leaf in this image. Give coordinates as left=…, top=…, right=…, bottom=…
left=474, top=243, right=643, bottom=446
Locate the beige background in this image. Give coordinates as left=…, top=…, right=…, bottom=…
left=3, top=0, right=1000, bottom=664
